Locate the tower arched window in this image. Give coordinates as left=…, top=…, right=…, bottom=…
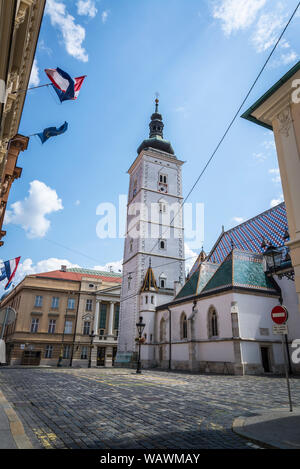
left=180, top=313, right=188, bottom=340
left=159, top=273, right=167, bottom=289
left=208, top=306, right=219, bottom=338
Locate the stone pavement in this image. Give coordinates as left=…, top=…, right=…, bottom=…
left=0, top=387, right=32, bottom=449
left=0, top=367, right=299, bottom=449
left=233, top=407, right=300, bottom=449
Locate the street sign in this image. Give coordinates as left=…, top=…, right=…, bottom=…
left=271, top=305, right=288, bottom=325
left=273, top=324, right=288, bottom=335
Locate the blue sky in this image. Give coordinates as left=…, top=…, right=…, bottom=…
left=2, top=0, right=300, bottom=287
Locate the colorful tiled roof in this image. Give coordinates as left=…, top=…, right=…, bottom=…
left=34, top=268, right=122, bottom=283
left=202, top=250, right=278, bottom=295
left=208, top=202, right=287, bottom=265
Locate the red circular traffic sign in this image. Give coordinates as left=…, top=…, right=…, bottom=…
left=271, top=305, right=288, bottom=325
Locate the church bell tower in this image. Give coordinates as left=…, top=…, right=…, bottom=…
left=116, top=99, right=185, bottom=367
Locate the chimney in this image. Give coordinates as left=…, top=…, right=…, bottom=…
left=61, top=265, right=67, bottom=272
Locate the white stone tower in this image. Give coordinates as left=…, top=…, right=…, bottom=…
left=116, top=99, right=185, bottom=367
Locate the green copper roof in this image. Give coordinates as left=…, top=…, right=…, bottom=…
left=202, top=250, right=278, bottom=295
left=241, top=61, right=300, bottom=129
left=67, top=267, right=122, bottom=278
left=176, top=262, right=219, bottom=300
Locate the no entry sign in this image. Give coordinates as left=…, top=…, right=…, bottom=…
left=271, top=305, right=288, bottom=325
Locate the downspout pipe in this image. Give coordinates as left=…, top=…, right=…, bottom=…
left=167, top=307, right=172, bottom=371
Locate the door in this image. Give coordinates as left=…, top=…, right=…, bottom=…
left=261, top=347, right=271, bottom=373
left=112, top=347, right=117, bottom=366
left=97, top=347, right=106, bottom=366
left=21, top=351, right=41, bottom=366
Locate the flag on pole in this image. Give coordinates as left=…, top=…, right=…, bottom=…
left=0, top=257, right=21, bottom=290
left=45, top=67, right=75, bottom=102
left=74, top=76, right=86, bottom=99
left=37, top=121, right=68, bottom=144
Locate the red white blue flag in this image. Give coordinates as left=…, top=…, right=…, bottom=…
left=45, top=68, right=86, bottom=102
left=0, top=257, right=21, bottom=290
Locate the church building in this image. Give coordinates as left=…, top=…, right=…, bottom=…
left=116, top=102, right=300, bottom=375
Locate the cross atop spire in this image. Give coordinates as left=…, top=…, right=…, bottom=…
left=149, top=97, right=164, bottom=139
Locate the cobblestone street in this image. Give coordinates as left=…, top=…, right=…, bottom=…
left=0, top=368, right=300, bottom=450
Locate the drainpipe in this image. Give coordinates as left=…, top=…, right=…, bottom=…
left=167, top=307, right=172, bottom=371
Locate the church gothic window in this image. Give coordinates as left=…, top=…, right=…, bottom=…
left=180, top=313, right=188, bottom=340
left=159, top=274, right=166, bottom=289
left=208, top=307, right=219, bottom=338
left=160, top=318, right=166, bottom=342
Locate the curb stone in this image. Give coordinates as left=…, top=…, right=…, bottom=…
left=0, top=389, right=33, bottom=449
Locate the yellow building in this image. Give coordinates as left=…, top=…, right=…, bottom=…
left=0, top=266, right=121, bottom=367
left=0, top=0, right=45, bottom=246
left=242, top=61, right=300, bottom=310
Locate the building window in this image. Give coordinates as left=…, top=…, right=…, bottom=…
left=30, top=318, right=39, bottom=333
left=64, top=320, right=73, bottom=334
left=159, top=239, right=166, bottom=250
left=68, top=298, right=75, bottom=310
left=208, top=306, right=219, bottom=338
left=128, top=274, right=132, bottom=290
left=48, top=319, right=56, bottom=334
left=159, top=201, right=166, bottom=213
left=35, top=295, right=43, bottom=307
left=114, top=304, right=120, bottom=331
left=145, top=296, right=148, bottom=304
left=99, top=304, right=107, bottom=330
left=86, top=299, right=93, bottom=311
left=159, top=174, right=167, bottom=184
left=89, top=284, right=94, bottom=288
left=81, top=346, right=88, bottom=359
left=45, top=345, right=53, bottom=358
left=83, top=321, right=91, bottom=335
left=151, top=296, right=154, bottom=304
left=159, top=274, right=166, bottom=289
left=63, top=345, right=71, bottom=359
left=181, top=313, right=188, bottom=340
left=99, top=329, right=105, bottom=336
left=160, top=318, right=166, bottom=342
left=51, top=297, right=59, bottom=308
left=130, top=239, right=133, bottom=252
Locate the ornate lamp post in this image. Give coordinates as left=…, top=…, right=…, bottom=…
left=262, top=238, right=294, bottom=281
left=88, top=330, right=96, bottom=368
left=136, top=316, right=145, bottom=374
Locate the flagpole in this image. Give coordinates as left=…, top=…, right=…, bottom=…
left=12, top=83, right=52, bottom=94
left=12, top=76, right=87, bottom=95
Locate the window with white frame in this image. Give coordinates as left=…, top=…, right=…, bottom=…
left=159, top=239, right=166, bottom=250
left=35, top=295, right=43, bottom=307
left=48, top=319, right=56, bottom=334
left=30, top=318, right=39, bottom=333
left=68, top=298, right=75, bottom=310
left=45, top=345, right=53, bottom=358
left=83, top=321, right=91, bottom=335
left=64, top=320, right=73, bottom=334
left=51, top=297, right=59, bottom=308
left=86, top=299, right=93, bottom=311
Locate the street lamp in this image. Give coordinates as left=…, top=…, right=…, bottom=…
left=88, top=330, right=96, bottom=368
left=136, top=316, right=145, bottom=374
left=263, top=244, right=283, bottom=273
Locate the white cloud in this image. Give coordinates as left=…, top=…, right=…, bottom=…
left=212, top=0, right=267, bottom=35
left=94, top=259, right=123, bottom=273
left=75, top=200, right=80, bottom=206
left=184, top=243, right=199, bottom=272
left=38, top=39, right=53, bottom=56
left=101, top=10, right=109, bottom=24
left=262, top=139, right=276, bottom=151
left=29, top=58, right=40, bottom=86
left=4, top=180, right=63, bottom=238
left=232, top=216, right=244, bottom=224
left=251, top=9, right=287, bottom=53
left=270, top=193, right=284, bottom=207
left=77, top=0, right=97, bottom=18
left=269, top=168, right=281, bottom=183
left=253, top=152, right=267, bottom=162
left=280, top=50, right=298, bottom=65
left=45, top=0, right=88, bottom=62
